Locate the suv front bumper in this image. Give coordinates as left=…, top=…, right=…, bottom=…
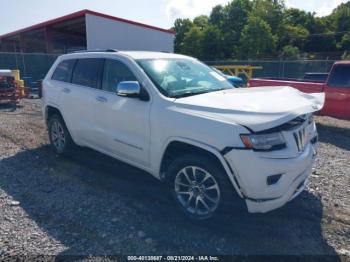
left=224, top=142, right=316, bottom=213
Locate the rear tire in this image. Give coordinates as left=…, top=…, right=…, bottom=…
left=48, top=114, right=74, bottom=154
left=166, top=154, right=240, bottom=221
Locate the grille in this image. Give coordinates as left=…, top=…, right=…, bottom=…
left=293, top=127, right=308, bottom=152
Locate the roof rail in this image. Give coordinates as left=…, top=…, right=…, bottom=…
left=70, top=49, right=119, bottom=54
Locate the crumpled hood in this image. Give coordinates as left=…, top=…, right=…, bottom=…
left=173, top=86, right=325, bottom=132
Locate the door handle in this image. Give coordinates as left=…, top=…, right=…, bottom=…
left=62, top=87, right=71, bottom=94
left=96, top=96, right=107, bottom=103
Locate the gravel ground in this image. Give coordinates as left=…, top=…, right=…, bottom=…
left=0, top=99, right=349, bottom=259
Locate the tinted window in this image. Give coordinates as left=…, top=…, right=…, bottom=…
left=72, top=58, right=104, bottom=88
left=102, top=60, right=137, bottom=92
left=328, top=65, right=350, bottom=88
left=52, top=59, right=76, bottom=82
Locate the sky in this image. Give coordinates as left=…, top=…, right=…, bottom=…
left=0, top=0, right=348, bottom=35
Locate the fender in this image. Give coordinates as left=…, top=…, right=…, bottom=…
left=44, top=103, right=82, bottom=146
left=159, top=136, right=244, bottom=198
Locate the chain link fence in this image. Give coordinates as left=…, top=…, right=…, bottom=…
left=0, top=52, right=338, bottom=89
left=205, top=60, right=337, bottom=80
left=0, top=52, right=60, bottom=90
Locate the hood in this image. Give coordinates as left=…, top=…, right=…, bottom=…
left=173, top=86, right=325, bottom=132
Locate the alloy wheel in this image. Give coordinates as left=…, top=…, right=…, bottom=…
left=51, top=120, right=66, bottom=152
left=174, top=166, right=221, bottom=217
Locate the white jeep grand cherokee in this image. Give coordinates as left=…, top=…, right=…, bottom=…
left=42, top=50, right=324, bottom=220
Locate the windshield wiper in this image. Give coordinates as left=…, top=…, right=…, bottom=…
left=171, top=88, right=231, bottom=98
left=170, top=90, right=211, bottom=98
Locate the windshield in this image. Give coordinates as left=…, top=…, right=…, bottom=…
left=137, top=58, right=234, bottom=98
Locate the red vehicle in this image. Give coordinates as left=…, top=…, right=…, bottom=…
left=249, top=61, right=350, bottom=119
left=0, top=70, right=19, bottom=106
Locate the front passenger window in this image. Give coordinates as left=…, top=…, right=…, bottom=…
left=102, top=60, right=137, bottom=92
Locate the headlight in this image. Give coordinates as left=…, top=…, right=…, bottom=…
left=240, top=132, right=286, bottom=151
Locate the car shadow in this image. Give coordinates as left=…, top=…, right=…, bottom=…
left=0, top=145, right=341, bottom=259
left=316, top=122, right=350, bottom=151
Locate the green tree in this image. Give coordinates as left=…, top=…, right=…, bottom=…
left=239, top=16, right=277, bottom=59
left=330, top=2, right=350, bottom=32
left=284, top=8, right=316, bottom=31
left=303, top=17, right=337, bottom=53
left=251, top=0, right=285, bottom=34
left=193, top=15, right=209, bottom=28
left=223, top=0, right=252, bottom=33
left=279, top=24, right=309, bottom=50
left=172, top=0, right=346, bottom=60
left=209, top=5, right=225, bottom=27
left=221, top=0, right=252, bottom=57
left=340, top=32, right=350, bottom=50
left=173, top=18, right=193, bottom=53
left=201, top=25, right=224, bottom=60
left=282, top=45, right=300, bottom=59
left=181, top=26, right=204, bottom=58
left=209, top=0, right=253, bottom=58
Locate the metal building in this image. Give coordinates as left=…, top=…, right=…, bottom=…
left=0, top=10, right=175, bottom=53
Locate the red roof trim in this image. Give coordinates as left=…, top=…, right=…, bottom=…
left=0, top=9, right=175, bottom=39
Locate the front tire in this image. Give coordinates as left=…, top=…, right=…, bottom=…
left=48, top=114, right=74, bottom=154
left=166, top=154, right=237, bottom=220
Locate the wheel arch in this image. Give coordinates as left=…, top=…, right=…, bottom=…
left=159, top=137, right=243, bottom=198
left=45, top=105, right=62, bottom=125
left=45, top=105, right=78, bottom=145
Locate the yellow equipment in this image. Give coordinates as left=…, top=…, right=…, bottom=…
left=12, top=70, right=27, bottom=98
left=214, top=65, right=263, bottom=80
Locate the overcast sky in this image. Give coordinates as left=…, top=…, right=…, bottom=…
left=0, top=0, right=348, bottom=35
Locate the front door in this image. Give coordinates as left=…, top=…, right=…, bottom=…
left=92, top=58, right=151, bottom=166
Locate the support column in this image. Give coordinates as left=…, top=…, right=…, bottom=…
left=19, top=33, right=27, bottom=53
left=44, top=26, right=53, bottom=53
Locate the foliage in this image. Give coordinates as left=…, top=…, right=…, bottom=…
left=340, top=32, right=350, bottom=50
left=282, top=45, right=300, bottom=59
left=239, top=16, right=277, bottom=59
left=173, top=18, right=193, bottom=53
left=250, top=0, right=285, bottom=34
left=278, top=24, right=309, bottom=50
left=181, top=26, right=204, bottom=58
left=173, top=0, right=350, bottom=60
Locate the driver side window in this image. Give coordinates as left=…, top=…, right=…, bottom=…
left=102, top=59, right=137, bottom=92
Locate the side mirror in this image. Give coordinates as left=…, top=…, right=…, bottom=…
left=116, top=81, right=141, bottom=98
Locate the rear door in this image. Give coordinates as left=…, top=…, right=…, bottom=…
left=61, top=58, right=104, bottom=145
left=323, top=64, right=350, bottom=119
left=49, top=58, right=76, bottom=117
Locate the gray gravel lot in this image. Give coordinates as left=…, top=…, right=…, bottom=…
left=0, top=99, right=349, bottom=259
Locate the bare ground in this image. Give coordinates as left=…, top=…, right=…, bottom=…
left=0, top=99, right=349, bottom=259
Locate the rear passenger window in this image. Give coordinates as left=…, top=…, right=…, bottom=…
left=51, top=59, right=76, bottom=82
left=102, top=60, right=137, bottom=92
left=328, top=65, right=350, bottom=88
left=72, top=58, right=104, bottom=88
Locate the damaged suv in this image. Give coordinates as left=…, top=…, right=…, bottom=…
left=42, top=50, right=324, bottom=220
